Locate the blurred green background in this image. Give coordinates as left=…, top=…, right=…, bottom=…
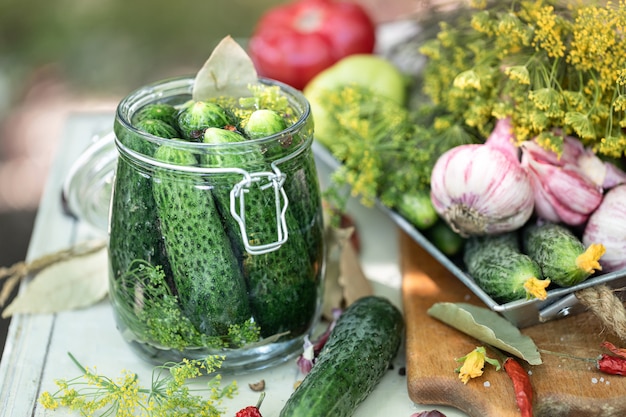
left=0, top=0, right=285, bottom=98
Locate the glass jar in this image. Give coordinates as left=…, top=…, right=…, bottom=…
left=108, top=76, right=325, bottom=372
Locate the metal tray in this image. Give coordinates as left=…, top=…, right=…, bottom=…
left=312, top=141, right=626, bottom=328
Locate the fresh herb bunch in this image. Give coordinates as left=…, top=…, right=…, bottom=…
left=319, top=84, right=474, bottom=210
left=39, top=353, right=237, bottom=417
left=419, top=0, right=626, bottom=158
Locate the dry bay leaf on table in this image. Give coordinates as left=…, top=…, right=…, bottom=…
left=2, top=244, right=108, bottom=318
left=428, top=302, right=542, bottom=365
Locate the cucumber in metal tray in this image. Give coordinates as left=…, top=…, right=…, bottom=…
left=523, top=222, right=605, bottom=287
left=279, top=296, right=404, bottom=417
left=151, top=142, right=252, bottom=336
left=464, top=232, right=550, bottom=303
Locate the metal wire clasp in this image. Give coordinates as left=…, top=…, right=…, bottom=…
left=229, top=167, right=289, bottom=255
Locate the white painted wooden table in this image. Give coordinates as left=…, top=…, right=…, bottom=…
left=0, top=113, right=467, bottom=417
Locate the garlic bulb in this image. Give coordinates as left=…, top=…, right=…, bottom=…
left=430, top=118, right=534, bottom=237
left=583, top=184, right=626, bottom=273
left=521, top=136, right=604, bottom=226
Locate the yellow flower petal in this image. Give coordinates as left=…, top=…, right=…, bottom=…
left=576, top=243, right=606, bottom=274
left=524, top=277, right=551, bottom=300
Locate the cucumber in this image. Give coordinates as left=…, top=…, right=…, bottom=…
left=463, top=233, right=550, bottom=303
left=279, top=296, right=404, bottom=417
left=134, top=118, right=180, bottom=139
left=396, top=189, right=438, bottom=230
left=109, top=117, right=176, bottom=283
left=133, top=103, right=178, bottom=128
left=177, top=101, right=237, bottom=140
left=244, top=109, right=287, bottom=139
left=523, top=222, right=606, bottom=287
left=427, top=219, right=465, bottom=256
left=203, top=127, right=320, bottom=338
left=151, top=143, right=252, bottom=336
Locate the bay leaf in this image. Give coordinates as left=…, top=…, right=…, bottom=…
left=1, top=245, right=108, bottom=318
left=192, top=35, right=259, bottom=101
left=427, top=302, right=542, bottom=365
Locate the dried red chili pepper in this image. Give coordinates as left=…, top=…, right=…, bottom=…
left=503, top=357, right=533, bottom=417
left=601, top=341, right=626, bottom=358
left=235, top=392, right=266, bottom=417
left=597, top=354, right=626, bottom=376
left=595, top=341, right=626, bottom=376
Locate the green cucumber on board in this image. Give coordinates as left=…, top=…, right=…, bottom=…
left=152, top=143, right=252, bottom=337
left=522, top=222, right=606, bottom=287
left=463, top=233, right=550, bottom=303
left=279, top=296, right=404, bottom=417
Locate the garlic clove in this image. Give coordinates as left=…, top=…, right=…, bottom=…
left=583, top=185, right=626, bottom=273
left=521, top=139, right=603, bottom=226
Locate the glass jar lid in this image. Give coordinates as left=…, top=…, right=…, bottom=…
left=62, top=131, right=117, bottom=233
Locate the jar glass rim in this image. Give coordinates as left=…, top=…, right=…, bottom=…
left=114, top=75, right=312, bottom=153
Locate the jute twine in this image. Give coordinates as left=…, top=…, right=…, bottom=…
left=575, top=285, right=626, bottom=343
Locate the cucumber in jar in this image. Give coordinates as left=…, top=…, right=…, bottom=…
left=151, top=142, right=253, bottom=337
left=247, top=109, right=325, bottom=269
left=109, top=115, right=175, bottom=288
left=177, top=100, right=238, bottom=140
left=133, top=103, right=179, bottom=130
left=203, top=125, right=320, bottom=338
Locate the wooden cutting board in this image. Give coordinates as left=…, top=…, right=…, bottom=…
left=401, top=230, right=626, bottom=417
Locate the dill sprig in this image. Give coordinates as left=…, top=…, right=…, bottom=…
left=110, top=260, right=260, bottom=351
left=39, top=353, right=237, bottom=417
left=419, top=0, right=626, bottom=158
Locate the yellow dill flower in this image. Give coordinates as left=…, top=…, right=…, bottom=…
left=568, top=5, right=619, bottom=72
left=39, top=353, right=236, bottom=417
left=595, top=134, right=626, bottom=158
left=38, top=391, right=59, bottom=410
left=532, top=5, right=566, bottom=58
left=471, top=10, right=495, bottom=35
left=504, top=65, right=531, bottom=85
left=535, top=131, right=563, bottom=155
left=564, top=111, right=596, bottom=140
left=495, top=12, right=532, bottom=54
left=529, top=87, right=564, bottom=117
left=437, top=22, right=457, bottom=48
left=562, top=90, right=589, bottom=112
left=618, top=69, right=626, bottom=86
left=453, top=69, right=482, bottom=90
left=613, top=95, right=626, bottom=112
